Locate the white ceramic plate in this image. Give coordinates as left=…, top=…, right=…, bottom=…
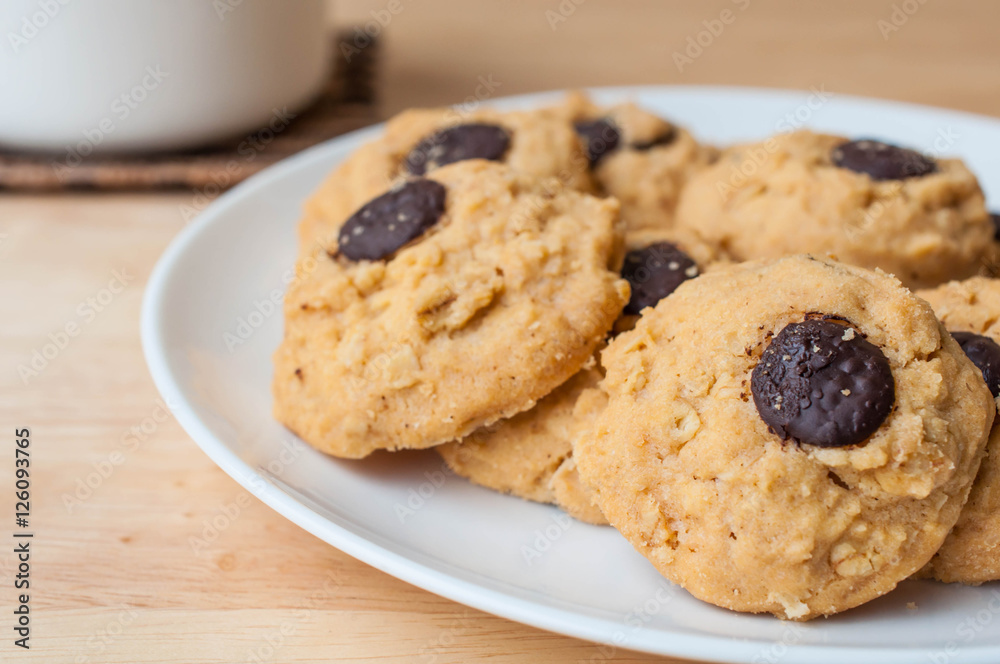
left=142, top=86, right=1000, bottom=663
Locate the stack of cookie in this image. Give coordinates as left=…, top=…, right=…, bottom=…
left=273, top=92, right=1000, bottom=620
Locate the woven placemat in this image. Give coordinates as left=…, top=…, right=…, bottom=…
left=0, top=32, right=379, bottom=191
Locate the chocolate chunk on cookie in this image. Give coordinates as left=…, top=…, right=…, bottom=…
left=555, top=93, right=717, bottom=231
left=574, top=117, right=675, bottom=165
left=831, top=139, right=937, bottom=180
left=403, top=123, right=511, bottom=175
left=752, top=318, right=895, bottom=448
left=573, top=118, right=621, bottom=166
left=952, top=331, right=1000, bottom=398
left=621, top=242, right=698, bottom=315
left=991, top=213, right=1000, bottom=241
left=631, top=127, right=677, bottom=151
left=337, top=179, right=447, bottom=261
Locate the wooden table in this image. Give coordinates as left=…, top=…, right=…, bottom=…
left=3, top=1, right=999, bottom=661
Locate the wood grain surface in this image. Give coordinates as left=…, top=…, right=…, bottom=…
left=3, top=1, right=1000, bottom=662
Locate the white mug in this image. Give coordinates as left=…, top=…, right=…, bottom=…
left=0, top=0, right=329, bottom=153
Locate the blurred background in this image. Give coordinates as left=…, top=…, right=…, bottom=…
left=342, top=0, right=998, bottom=116
left=2, top=0, right=997, bottom=189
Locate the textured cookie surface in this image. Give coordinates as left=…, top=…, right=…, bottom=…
left=438, top=231, right=719, bottom=523
left=918, top=277, right=1000, bottom=584
left=674, top=130, right=992, bottom=289
left=437, top=366, right=607, bottom=524
left=274, top=160, right=629, bottom=458
left=556, top=92, right=717, bottom=231
left=299, top=106, right=592, bottom=253
left=576, top=255, right=993, bottom=620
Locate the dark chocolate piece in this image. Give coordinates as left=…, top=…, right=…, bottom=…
left=621, top=242, right=697, bottom=315
left=831, top=139, right=936, bottom=181
left=752, top=319, right=895, bottom=448
left=952, top=331, right=1000, bottom=398
left=404, top=123, right=510, bottom=175
left=338, top=179, right=447, bottom=261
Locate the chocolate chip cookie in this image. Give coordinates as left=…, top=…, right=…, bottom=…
left=557, top=92, right=717, bottom=231
left=674, top=130, right=993, bottom=289
left=575, top=255, right=993, bottom=620
left=273, top=160, right=629, bottom=458
left=437, top=231, right=718, bottom=524
left=299, top=106, right=593, bottom=252
left=917, top=277, right=1000, bottom=584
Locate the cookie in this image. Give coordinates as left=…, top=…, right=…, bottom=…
left=979, top=211, right=1000, bottom=278
left=575, top=255, right=993, bottom=620
left=556, top=92, right=717, bottom=231
left=299, top=106, right=593, bottom=252
left=273, top=160, right=629, bottom=458
left=438, top=365, right=608, bottom=524
left=674, top=130, right=993, bottom=289
left=917, top=277, right=1000, bottom=584
left=437, top=231, right=718, bottom=524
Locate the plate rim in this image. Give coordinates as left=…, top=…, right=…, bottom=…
left=141, top=84, right=1000, bottom=664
